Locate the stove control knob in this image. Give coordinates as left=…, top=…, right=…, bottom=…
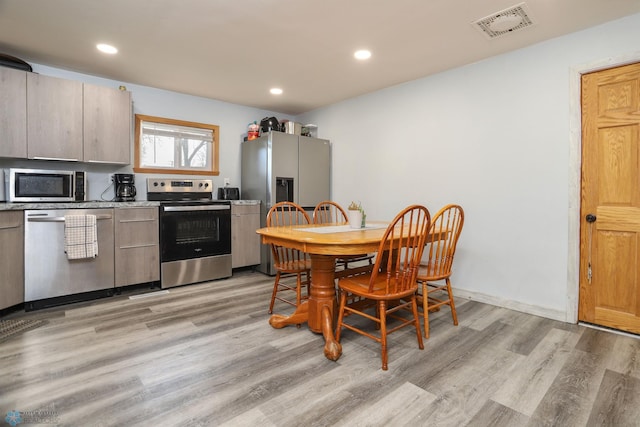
left=204, top=182, right=209, bottom=188
left=160, top=182, right=165, bottom=186
left=153, top=182, right=159, bottom=187
left=198, top=182, right=203, bottom=188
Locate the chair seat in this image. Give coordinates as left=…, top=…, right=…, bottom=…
left=340, top=273, right=419, bottom=301
left=416, top=263, right=449, bottom=282
left=274, top=259, right=312, bottom=274
left=337, top=253, right=372, bottom=263
left=339, top=252, right=374, bottom=261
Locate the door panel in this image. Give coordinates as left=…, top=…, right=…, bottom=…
left=595, top=231, right=636, bottom=312
left=580, top=62, right=640, bottom=334
left=598, top=126, right=636, bottom=204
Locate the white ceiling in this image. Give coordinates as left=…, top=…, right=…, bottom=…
left=1, top=0, right=639, bottom=115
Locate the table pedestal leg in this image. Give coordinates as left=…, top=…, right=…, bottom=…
left=308, top=254, right=342, bottom=361
left=268, top=302, right=309, bottom=328
left=322, top=305, right=341, bottom=361
left=267, top=253, right=342, bottom=360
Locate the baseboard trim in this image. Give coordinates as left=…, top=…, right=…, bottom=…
left=453, top=288, right=568, bottom=323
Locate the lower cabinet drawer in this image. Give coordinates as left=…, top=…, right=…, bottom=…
left=115, top=207, right=160, bottom=286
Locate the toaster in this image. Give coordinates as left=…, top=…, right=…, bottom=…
left=217, top=187, right=240, bottom=200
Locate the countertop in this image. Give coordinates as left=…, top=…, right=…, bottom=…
left=230, top=200, right=260, bottom=205
left=0, top=201, right=160, bottom=211
left=0, top=200, right=261, bottom=211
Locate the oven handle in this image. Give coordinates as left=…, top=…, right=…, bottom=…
left=163, top=205, right=230, bottom=212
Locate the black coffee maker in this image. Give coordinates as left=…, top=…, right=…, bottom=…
left=114, top=174, right=136, bottom=202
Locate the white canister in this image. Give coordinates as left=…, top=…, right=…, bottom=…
left=348, top=210, right=363, bottom=228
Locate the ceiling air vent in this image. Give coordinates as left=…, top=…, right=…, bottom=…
left=472, top=2, right=534, bottom=39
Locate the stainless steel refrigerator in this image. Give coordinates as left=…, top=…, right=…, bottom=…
left=241, top=131, right=331, bottom=275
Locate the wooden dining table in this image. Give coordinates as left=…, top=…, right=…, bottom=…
left=256, top=221, right=392, bottom=361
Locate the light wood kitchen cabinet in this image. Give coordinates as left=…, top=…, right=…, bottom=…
left=114, top=207, right=159, bottom=287
left=0, top=67, right=27, bottom=158
left=84, top=83, right=131, bottom=164
left=2, top=72, right=132, bottom=164
left=231, top=202, right=261, bottom=268
left=0, top=211, right=24, bottom=310
left=27, top=72, right=83, bottom=161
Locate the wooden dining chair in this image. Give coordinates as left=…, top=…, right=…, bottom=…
left=313, top=200, right=348, bottom=225
left=415, top=204, right=464, bottom=338
left=335, top=205, right=431, bottom=370
left=266, top=201, right=312, bottom=314
left=313, top=200, right=374, bottom=271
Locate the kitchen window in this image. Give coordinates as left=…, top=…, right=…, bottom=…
left=134, top=114, right=220, bottom=175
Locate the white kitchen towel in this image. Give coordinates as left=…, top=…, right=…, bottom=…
left=64, top=214, right=98, bottom=259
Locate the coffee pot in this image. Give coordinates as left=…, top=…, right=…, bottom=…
left=114, top=173, right=136, bottom=202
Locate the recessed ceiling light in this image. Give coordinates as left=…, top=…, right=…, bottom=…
left=270, top=88, right=283, bottom=95
left=354, top=50, right=371, bottom=60
left=97, top=43, right=118, bottom=54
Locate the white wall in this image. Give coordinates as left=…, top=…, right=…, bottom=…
left=297, top=13, right=640, bottom=321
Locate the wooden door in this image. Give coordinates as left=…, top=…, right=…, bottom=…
left=579, top=62, right=640, bottom=334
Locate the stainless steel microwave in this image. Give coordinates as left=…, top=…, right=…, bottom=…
left=5, top=168, right=86, bottom=202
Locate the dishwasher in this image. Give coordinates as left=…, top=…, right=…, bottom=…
left=24, top=208, right=115, bottom=310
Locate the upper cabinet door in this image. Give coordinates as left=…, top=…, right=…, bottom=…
left=84, top=83, right=132, bottom=164
left=27, top=73, right=83, bottom=161
left=0, top=67, right=27, bottom=158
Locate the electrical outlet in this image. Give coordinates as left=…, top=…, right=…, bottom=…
left=109, top=174, right=114, bottom=183
left=224, top=178, right=230, bottom=186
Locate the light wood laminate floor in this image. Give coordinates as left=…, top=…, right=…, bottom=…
left=1, top=270, right=639, bottom=426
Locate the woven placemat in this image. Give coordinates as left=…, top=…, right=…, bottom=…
left=0, top=319, right=49, bottom=343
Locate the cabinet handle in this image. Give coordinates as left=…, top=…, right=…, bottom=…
left=119, top=243, right=157, bottom=249
left=87, top=160, right=128, bottom=165
left=0, top=224, right=21, bottom=230
left=32, top=156, right=79, bottom=162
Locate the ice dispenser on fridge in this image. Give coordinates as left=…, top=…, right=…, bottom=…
left=276, top=177, right=294, bottom=202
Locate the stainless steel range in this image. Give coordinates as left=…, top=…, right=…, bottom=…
left=147, top=178, right=232, bottom=289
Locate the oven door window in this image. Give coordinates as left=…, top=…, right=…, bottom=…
left=161, top=209, right=231, bottom=262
